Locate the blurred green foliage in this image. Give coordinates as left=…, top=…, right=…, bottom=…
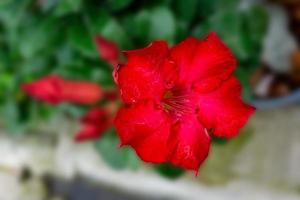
left=94, top=129, right=140, bottom=170
left=154, top=163, right=185, bottom=179
left=0, top=0, right=268, bottom=173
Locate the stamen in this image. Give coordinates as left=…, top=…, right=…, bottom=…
left=162, top=89, right=196, bottom=117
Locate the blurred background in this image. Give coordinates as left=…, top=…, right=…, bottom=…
left=1, top=0, right=300, bottom=199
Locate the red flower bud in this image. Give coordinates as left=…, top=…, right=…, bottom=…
left=22, top=75, right=103, bottom=105
left=95, top=36, right=119, bottom=68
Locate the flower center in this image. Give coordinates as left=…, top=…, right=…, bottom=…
left=162, top=88, right=196, bottom=117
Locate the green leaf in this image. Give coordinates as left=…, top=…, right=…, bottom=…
left=174, top=0, right=198, bottom=21
left=197, top=0, right=218, bottom=19
left=126, top=148, right=140, bottom=170
left=39, top=0, right=59, bottom=12
left=0, top=0, right=14, bottom=7
left=94, top=130, right=140, bottom=170
left=0, top=73, right=13, bottom=93
left=54, top=0, right=82, bottom=16
left=87, top=9, right=110, bottom=34
left=68, top=23, right=97, bottom=58
left=212, top=137, right=228, bottom=145
left=106, top=0, right=133, bottom=11
left=18, top=17, right=58, bottom=59
left=234, top=67, right=253, bottom=101
left=100, top=18, right=132, bottom=48
left=242, top=6, right=269, bottom=62
left=18, top=57, right=49, bottom=78
left=134, top=10, right=151, bottom=38
left=1, top=98, right=25, bottom=135
left=0, top=0, right=30, bottom=29
left=149, top=7, right=176, bottom=42
left=244, top=6, right=268, bottom=42
left=90, top=64, right=114, bottom=87
left=154, top=163, right=185, bottom=179
left=175, top=20, right=189, bottom=41
left=122, top=10, right=151, bottom=46
left=215, top=0, right=240, bottom=10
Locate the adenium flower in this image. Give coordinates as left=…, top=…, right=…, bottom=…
left=95, top=36, right=120, bottom=68
left=114, top=33, right=255, bottom=172
left=22, top=75, right=103, bottom=105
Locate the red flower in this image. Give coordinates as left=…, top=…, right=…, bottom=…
left=75, top=106, right=114, bottom=142
left=22, top=75, right=103, bottom=105
left=95, top=36, right=120, bottom=68
left=114, top=33, right=255, bottom=172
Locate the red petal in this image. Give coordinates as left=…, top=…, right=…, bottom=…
left=103, top=89, right=119, bottom=101
left=114, top=100, right=171, bottom=163
left=197, top=76, right=255, bottom=138
left=117, top=64, right=165, bottom=104
left=124, top=41, right=168, bottom=68
left=76, top=107, right=113, bottom=142
left=61, top=80, right=103, bottom=104
left=95, top=36, right=119, bottom=67
left=81, top=107, right=108, bottom=124
left=75, top=124, right=103, bottom=142
left=117, top=41, right=175, bottom=104
left=22, top=75, right=63, bottom=105
left=168, top=115, right=211, bottom=172
left=170, top=33, right=236, bottom=91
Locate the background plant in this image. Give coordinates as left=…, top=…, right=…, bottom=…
left=0, top=0, right=268, bottom=178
